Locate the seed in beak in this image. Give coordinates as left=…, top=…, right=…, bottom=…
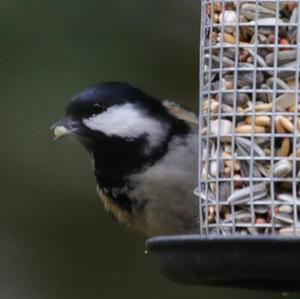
left=54, top=126, right=70, bottom=139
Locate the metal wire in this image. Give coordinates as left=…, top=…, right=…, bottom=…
left=199, top=0, right=300, bottom=236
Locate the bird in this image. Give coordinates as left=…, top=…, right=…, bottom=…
left=52, top=81, right=199, bottom=236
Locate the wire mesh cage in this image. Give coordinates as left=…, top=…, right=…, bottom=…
left=147, top=0, right=300, bottom=291
left=199, top=0, right=300, bottom=236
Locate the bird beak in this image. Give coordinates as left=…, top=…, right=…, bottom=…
left=51, top=117, right=81, bottom=140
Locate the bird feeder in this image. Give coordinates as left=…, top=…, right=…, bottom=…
left=147, top=0, right=300, bottom=292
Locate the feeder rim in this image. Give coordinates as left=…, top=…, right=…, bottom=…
left=146, top=234, right=300, bottom=250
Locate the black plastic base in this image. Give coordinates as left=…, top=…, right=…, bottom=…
left=146, top=235, right=300, bottom=292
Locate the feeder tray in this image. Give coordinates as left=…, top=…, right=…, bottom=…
left=146, top=235, right=300, bottom=292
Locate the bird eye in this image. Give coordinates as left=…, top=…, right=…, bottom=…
left=91, top=104, right=103, bottom=115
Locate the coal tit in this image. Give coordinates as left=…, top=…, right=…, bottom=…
left=52, top=82, right=199, bottom=236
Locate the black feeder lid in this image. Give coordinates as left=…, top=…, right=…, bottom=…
left=146, top=235, right=300, bottom=292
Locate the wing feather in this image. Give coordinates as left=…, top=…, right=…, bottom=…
left=163, top=100, right=198, bottom=128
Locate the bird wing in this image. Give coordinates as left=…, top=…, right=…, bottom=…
left=163, top=100, right=198, bottom=128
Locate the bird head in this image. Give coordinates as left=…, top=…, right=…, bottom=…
left=52, top=82, right=176, bottom=149
left=52, top=82, right=190, bottom=181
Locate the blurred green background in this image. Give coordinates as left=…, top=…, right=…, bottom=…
left=0, top=0, right=297, bottom=298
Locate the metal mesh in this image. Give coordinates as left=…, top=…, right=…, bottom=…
left=198, top=0, right=300, bottom=236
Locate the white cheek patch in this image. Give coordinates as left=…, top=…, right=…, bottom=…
left=82, top=103, right=167, bottom=147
